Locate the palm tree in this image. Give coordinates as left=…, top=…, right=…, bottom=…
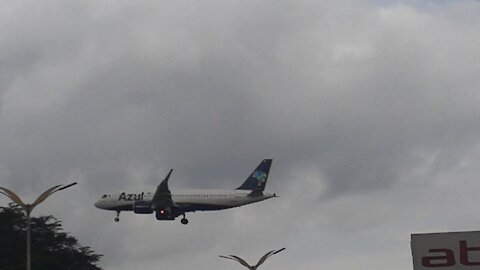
left=219, top=248, right=285, bottom=270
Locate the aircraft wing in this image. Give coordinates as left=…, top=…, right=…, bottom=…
left=151, top=169, right=175, bottom=209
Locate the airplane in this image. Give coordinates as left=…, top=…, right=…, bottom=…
left=94, top=159, right=276, bottom=224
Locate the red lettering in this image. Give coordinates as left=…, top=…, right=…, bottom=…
left=422, top=249, right=455, bottom=267
left=460, top=240, right=480, bottom=266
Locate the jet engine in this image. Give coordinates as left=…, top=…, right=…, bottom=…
left=155, top=207, right=176, bottom=220
left=133, top=201, right=153, bottom=214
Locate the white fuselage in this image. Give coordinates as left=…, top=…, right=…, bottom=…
left=95, top=189, right=275, bottom=212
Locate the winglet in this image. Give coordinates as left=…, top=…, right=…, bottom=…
left=164, top=169, right=173, bottom=182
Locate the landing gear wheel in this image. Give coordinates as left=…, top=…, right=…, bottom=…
left=181, top=217, right=188, bottom=225
left=114, top=211, right=120, bottom=222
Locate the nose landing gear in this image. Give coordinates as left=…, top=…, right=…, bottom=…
left=114, top=211, right=120, bottom=222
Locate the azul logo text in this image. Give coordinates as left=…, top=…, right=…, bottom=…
left=118, top=192, right=145, bottom=201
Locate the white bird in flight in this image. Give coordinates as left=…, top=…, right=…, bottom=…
left=219, top=248, right=285, bottom=270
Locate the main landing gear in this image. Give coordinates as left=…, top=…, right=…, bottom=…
left=181, top=214, right=188, bottom=225
left=114, top=211, right=120, bottom=222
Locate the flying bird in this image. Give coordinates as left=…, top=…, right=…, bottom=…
left=219, top=248, right=285, bottom=270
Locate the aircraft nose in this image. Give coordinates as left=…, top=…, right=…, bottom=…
left=94, top=200, right=103, bottom=209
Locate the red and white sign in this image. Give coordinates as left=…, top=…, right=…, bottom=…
left=411, top=231, right=480, bottom=270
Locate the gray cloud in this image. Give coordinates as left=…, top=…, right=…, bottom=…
left=1, top=1, right=480, bottom=269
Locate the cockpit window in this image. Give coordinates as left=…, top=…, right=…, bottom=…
left=101, top=194, right=107, bottom=198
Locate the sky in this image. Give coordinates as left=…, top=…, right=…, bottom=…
left=1, top=0, right=480, bottom=269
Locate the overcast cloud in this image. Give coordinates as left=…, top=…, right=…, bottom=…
left=1, top=1, right=480, bottom=269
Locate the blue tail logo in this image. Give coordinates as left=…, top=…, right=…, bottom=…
left=237, top=159, right=272, bottom=191
left=252, top=170, right=267, bottom=187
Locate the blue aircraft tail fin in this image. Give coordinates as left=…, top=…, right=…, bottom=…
left=236, top=159, right=273, bottom=191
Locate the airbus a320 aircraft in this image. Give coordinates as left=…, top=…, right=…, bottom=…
left=95, top=159, right=275, bottom=224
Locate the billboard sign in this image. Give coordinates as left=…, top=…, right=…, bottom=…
left=411, top=231, right=480, bottom=270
